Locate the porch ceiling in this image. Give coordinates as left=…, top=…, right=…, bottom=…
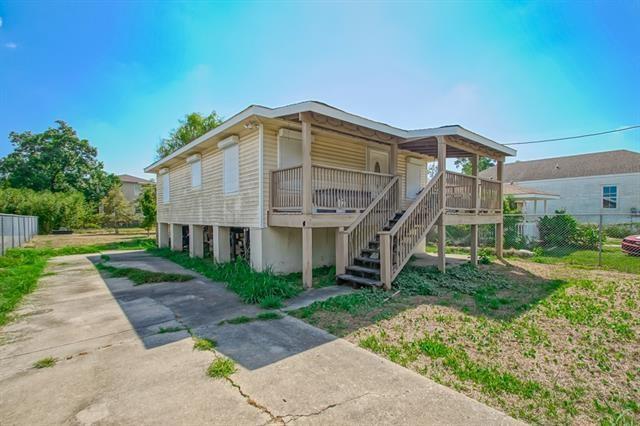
left=399, top=135, right=505, bottom=160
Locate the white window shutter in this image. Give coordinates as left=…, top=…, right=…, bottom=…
left=223, top=144, right=239, bottom=194
left=162, top=173, right=170, bottom=203
left=191, top=160, right=202, bottom=188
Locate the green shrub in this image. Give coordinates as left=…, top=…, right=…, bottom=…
left=573, top=224, right=601, bottom=250
left=538, top=211, right=578, bottom=248
left=0, top=187, right=96, bottom=233
left=605, top=223, right=640, bottom=239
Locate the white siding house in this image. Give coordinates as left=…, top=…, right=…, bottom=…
left=481, top=150, right=640, bottom=224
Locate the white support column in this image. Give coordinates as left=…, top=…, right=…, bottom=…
left=189, top=225, right=204, bottom=258
left=436, top=136, right=447, bottom=273
left=250, top=227, right=264, bottom=271
left=302, top=227, right=313, bottom=289
left=495, top=160, right=504, bottom=259
left=213, top=226, right=231, bottom=263
left=170, top=224, right=183, bottom=252
left=470, top=154, right=479, bottom=266
left=379, top=232, right=392, bottom=290
left=158, top=223, right=170, bottom=248
left=390, top=143, right=398, bottom=176
left=543, top=200, right=548, bottom=215
left=336, top=227, right=348, bottom=275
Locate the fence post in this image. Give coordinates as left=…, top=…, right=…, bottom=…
left=598, top=214, right=603, bottom=267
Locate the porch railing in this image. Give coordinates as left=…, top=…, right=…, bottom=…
left=479, top=178, right=501, bottom=211
left=445, top=171, right=475, bottom=210
left=271, top=165, right=394, bottom=212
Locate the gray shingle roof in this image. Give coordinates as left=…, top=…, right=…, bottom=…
left=118, top=174, right=153, bottom=184
left=480, top=150, right=640, bottom=182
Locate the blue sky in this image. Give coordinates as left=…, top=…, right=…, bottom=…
left=1, top=1, right=638, bottom=179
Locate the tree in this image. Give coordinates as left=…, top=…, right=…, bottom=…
left=0, top=121, right=118, bottom=203
left=454, top=157, right=496, bottom=175
left=138, top=184, right=157, bottom=237
left=101, top=185, right=134, bottom=234
left=156, top=111, right=223, bottom=159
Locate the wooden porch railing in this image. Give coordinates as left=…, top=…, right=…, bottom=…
left=479, top=178, right=501, bottom=211
left=445, top=171, right=475, bottom=210
left=271, top=165, right=303, bottom=211
left=271, top=165, right=394, bottom=212
left=379, top=171, right=444, bottom=287
left=340, top=177, right=400, bottom=270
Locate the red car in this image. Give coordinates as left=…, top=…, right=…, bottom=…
left=622, top=235, right=640, bottom=255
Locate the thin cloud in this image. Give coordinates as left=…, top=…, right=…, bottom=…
left=5, top=42, right=17, bottom=49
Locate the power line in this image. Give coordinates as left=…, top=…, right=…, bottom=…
left=504, top=125, right=640, bottom=145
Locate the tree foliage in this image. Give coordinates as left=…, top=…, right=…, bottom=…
left=156, top=111, right=224, bottom=160
left=454, top=157, right=496, bottom=176
left=0, top=187, right=96, bottom=234
left=101, top=185, right=134, bottom=234
left=0, top=121, right=117, bottom=203
left=138, top=184, right=157, bottom=234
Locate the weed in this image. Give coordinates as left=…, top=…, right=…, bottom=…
left=193, top=337, right=216, bottom=351
left=256, top=311, right=282, bottom=321
left=95, top=263, right=194, bottom=285
left=259, top=295, right=283, bottom=309
left=220, top=312, right=283, bottom=325
left=207, top=358, right=236, bottom=379
left=33, top=357, right=57, bottom=369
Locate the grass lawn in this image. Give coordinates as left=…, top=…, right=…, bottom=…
left=148, top=248, right=336, bottom=306
left=531, top=245, right=640, bottom=274
left=291, top=262, right=640, bottom=425
left=0, top=238, right=155, bottom=325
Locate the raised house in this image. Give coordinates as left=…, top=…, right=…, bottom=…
left=144, top=102, right=516, bottom=289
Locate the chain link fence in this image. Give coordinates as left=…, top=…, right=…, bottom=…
left=427, top=213, right=640, bottom=274
left=1, top=214, right=39, bottom=255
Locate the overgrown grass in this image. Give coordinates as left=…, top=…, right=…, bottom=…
left=0, top=238, right=155, bottom=326
left=193, top=337, right=216, bottom=351
left=157, top=326, right=185, bottom=334
left=259, top=295, right=283, bottom=309
left=295, top=262, right=640, bottom=425
left=95, top=263, right=194, bottom=285
left=32, top=356, right=57, bottom=369
left=219, top=311, right=283, bottom=325
left=207, top=358, right=236, bottom=379
left=148, top=248, right=336, bottom=305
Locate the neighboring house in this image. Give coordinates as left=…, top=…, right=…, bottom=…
left=503, top=183, right=559, bottom=215
left=144, top=101, right=516, bottom=289
left=118, top=174, right=154, bottom=207
left=481, top=150, right=640, bottom=223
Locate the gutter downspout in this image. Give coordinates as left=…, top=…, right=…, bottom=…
left=258, top=122, right=265, bottom=228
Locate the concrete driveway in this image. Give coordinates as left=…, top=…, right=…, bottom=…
left=0, top=251, right=520, bottom=425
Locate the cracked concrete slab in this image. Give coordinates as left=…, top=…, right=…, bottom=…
left=0, top=250, right=522, bottom=425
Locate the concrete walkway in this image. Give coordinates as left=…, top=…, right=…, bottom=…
left=0, top=251, right=520, bottom=425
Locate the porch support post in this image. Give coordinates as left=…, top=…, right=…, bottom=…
left=300, top=113, right=313, bottom=288
left=189, top=225, right=204, bottom=258
left=379, top=232, right=392, bottom=290
left=158, top=223, right=170, bottom=248
left=336, top=227, right=348, bottom=275
left=300, top=113, right=313, bottom=215
left=436, top=136, right=447, bottom=273
left=495, top=160, right=504, bottom=259
left=170, top=224, right=182, bottom=252
left=302, top=227, right=313, bottom=288
left=389, top=143, right=398, bottom=176
left=470, top=154, right=479, bottom=266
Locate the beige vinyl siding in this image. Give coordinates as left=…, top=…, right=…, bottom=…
left=157, top=127, right=261, bottom=227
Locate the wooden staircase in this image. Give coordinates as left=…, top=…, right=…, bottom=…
left=337, top=172, right=445, bottom=290
left=337, top=211, right=404, bottom=288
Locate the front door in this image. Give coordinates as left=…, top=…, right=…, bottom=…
left=367, top=148, right=389, bottom=174
left=406, top=158, right=424, bottom=199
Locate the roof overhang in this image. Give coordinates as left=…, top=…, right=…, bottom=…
left=145, top=101, right=516, bottom=173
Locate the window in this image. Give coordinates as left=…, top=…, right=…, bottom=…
left=220, top=137, right=239, bottom=194
left=162, top=173, right=170, bottom=204
left=602, top=185, right=618, bottom=209
left=191, top=159, right=202, bottom=188
left=277, top=129, right=302, bottom=168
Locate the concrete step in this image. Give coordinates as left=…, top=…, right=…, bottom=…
left=337, top=274, right=383, bottom=288
left=354, top=256, right=380, bottom=266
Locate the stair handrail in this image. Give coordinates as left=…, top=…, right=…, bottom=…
left=379, top=171, right=445, bottom=286
left=339, top=176, right=400, bottom=273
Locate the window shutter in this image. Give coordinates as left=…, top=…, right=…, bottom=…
left=223, top=144, right=239, bottom=194
left=162, top=173, right=170, bottom=203
left=191, top=160, right=202, bottom=188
